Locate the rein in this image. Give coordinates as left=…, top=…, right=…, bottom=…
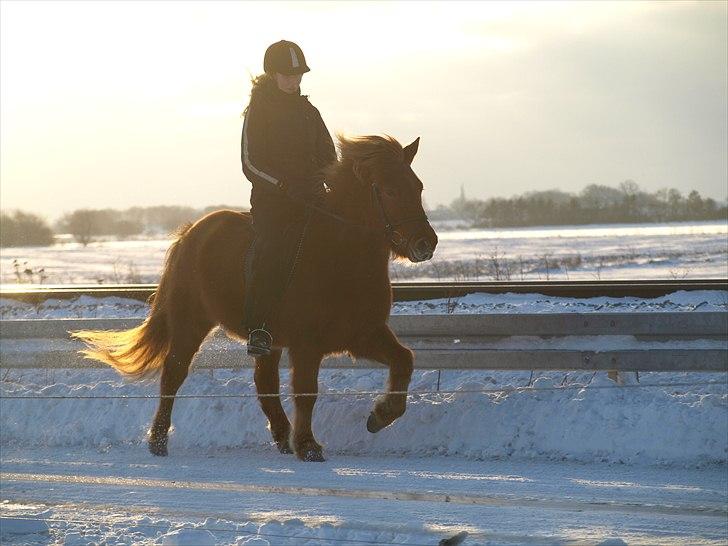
left=286, top=183, right=429, bottom=248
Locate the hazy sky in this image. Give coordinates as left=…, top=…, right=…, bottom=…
left=1, top=0, right=726, bottom=220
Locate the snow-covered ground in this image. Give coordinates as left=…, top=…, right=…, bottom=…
left=2, top=289, right=727, bottom=320
left=1, top=291, right=727, bottom=544
left=2, top=220, right=726, bottom=285
left=2, top=449, right=726, bottom=545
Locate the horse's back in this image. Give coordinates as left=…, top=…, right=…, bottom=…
left=185, top=209, right=253, bottom=260
left=189, top=208, right=252, bottom=237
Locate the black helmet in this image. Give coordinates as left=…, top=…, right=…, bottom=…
left=263, top=40, right=310, bottom=75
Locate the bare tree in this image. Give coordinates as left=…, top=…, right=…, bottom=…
left=61, top=210, right=101, bottom=246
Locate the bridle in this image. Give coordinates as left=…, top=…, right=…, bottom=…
left=369, top=182, right=429, bottom=248
left=288, top=182, right=429, bottom=249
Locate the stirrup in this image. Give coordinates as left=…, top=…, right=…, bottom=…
left=247, top=328, right=273, bottom=356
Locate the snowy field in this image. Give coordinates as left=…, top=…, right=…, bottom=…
left=1, top=220, right=726, bottom=285
left=1, top=290, right=727, bottom=544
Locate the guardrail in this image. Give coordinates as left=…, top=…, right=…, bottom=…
left=2, top=279, right=727, bottom=303
left=1, top=314, right=726, bottom=372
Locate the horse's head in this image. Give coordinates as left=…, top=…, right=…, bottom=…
left=330, top=135, right=438, bottom=263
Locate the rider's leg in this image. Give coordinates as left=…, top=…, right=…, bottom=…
left=244, top=210, right=309, bottom=355
left=244, top=229, right=277, bottom=356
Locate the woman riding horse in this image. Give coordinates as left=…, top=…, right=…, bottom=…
left=72, top=43, right=438, bottom=462
left=242, top=40, right=337, bottom=355
left=73, top=133, right=437, bottom=461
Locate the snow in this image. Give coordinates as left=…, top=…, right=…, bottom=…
left=1, top=450, right=726, bottom=545
left=421, top=220, right=728, bottom=281
left=390, top=289, right=728, bottom=314
left=161, top=527, right=217, bottom=545
left=2, top=220, right=726, bottom=284
left=0, top=295, right=151, bottom=320
left=2, top=289, right=727, bottom=320
left=1, top=290, right=727, bottom=544
left=2, top=366, right=725, bottom=466
left=0, top=515, right=49, bottom=536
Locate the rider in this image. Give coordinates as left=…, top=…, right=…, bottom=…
left=241, top=40, right=336, bottom=355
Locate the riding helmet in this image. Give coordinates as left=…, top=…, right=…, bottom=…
left=263, top=40, right=311, bottom=75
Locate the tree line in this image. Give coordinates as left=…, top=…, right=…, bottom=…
left=1, top=205, right=241, bottom=247
left=0, top=211, right=56, bottom=247
left=431, top=181, right=727, bottom=227
left=1, top=181, right=726, bottom=247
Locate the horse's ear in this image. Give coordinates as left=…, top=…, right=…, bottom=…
left=403, top=137, right=420, bottom=165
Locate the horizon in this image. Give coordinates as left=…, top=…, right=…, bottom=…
left=4, top=179, right=728, bottom=224
left=1, top=1, right=726, bottom=221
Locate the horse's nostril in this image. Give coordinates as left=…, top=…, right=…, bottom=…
left=412, top=238, right=434, bottom=261
left=415, top=239, right=431, bottom=252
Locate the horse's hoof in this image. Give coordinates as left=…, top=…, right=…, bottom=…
left=148, top=440, right=168, bottom=457
left=277, top=442, right=294, bottom=455
left=367, top=412, right=385, bottom=433
left=301, top=449, right=326, bottom=462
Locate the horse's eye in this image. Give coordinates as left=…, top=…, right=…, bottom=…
left=383, top=187, right=399, bottom=198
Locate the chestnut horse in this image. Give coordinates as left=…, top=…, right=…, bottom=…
left=72, top=135, right=438, bottom=462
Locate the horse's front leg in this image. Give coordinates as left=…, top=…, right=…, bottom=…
left=288, top=345, right=325, bottom=462
left=353, top=325, right=414, bottom=433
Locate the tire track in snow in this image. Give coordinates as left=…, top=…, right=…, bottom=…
left=3, top=471, right=725, bottom=518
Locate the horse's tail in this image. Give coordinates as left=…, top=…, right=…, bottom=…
left=71, top=223, right=193, bottom=379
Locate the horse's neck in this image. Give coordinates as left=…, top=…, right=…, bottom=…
left=324, top=187, right=371, bottom=227
left=311, top=189, right=390, bottom=270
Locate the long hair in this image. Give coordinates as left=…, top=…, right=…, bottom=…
left=241, top=73, right=275, bottom=117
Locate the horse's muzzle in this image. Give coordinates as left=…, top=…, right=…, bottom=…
left=410, top=238, right=434, bottom=262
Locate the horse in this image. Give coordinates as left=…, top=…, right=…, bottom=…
left=72, top=135, right=438, bottom=462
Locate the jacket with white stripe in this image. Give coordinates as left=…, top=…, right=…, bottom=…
left=241, top=76, right=336, bottom=214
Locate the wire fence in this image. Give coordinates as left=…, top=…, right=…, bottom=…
left=2, top=377, right=725, bottom=544
left=1, top=380, right=725, bottom=401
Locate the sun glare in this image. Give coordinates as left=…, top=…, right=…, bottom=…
left=1, top=0, right=726, bottom=217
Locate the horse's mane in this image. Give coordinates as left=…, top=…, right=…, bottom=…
left=338, top=134, right=403, bottom=163
left=324, top=135, right=404, bottom=185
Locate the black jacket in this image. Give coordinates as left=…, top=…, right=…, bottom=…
left=241, top=76, right=336, bottom=220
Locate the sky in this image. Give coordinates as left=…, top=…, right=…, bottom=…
left=1, top=0, right=726, bottom=220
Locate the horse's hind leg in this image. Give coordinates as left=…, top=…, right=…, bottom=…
left=288, top=345, right=325, bottom=462
left=149, top=325, right=210, bottom=456
left=254, top=348, right=292, bottom=454
left=352, top=325, right=414, bottom=434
